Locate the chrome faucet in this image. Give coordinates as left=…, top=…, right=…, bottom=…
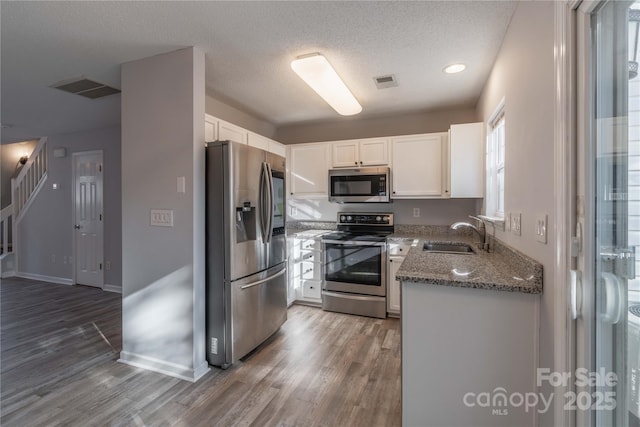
left=451, top=215, right=488, bottom=251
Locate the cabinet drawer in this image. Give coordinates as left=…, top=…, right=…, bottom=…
left=302, top=280, right=322, bottom=300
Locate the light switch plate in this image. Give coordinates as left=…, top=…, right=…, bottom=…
left=511, top=213, right=521, bottom=236
left=150, top=209, right=174, bottom=227
left=535, top=214, right=548, bottom=244
left=177, top=176, right=186, bottom=193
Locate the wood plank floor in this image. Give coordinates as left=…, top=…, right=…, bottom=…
left=1, top=277, right=401, bottom=426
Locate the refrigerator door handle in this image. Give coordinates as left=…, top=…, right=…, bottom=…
left=259, top=162, right=269, bottom=243
left=265, top=162, right=274, bottom=244
left=239, top=267, right=286, bottom=290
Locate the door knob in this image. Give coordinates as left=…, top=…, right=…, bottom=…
left=74, top=224, right=81, bottom=229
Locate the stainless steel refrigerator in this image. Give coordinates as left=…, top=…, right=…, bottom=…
left=205, top=140, right=287, bottom=368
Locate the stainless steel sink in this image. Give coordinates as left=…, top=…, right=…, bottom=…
left=423, top=242, right=475, bottom=254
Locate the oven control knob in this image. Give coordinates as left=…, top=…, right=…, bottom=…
left=383, top=216, right=389, bottom=222
left=347, top=216, right=352, bottom=221
left=376, top=216, right=382, bottom=222
left=340, top=215, right=346, bottom=222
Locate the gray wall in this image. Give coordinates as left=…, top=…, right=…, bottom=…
left=120, top=47, right=208, bottom=381
left=16, top=127, right=121, bottom=286
left=0, top=140, right=38, bottom=208
left=476, top=1, right=555, bottom=422
left=275, top=108, right=478, bottom=144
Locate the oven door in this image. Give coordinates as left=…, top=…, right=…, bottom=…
left=323, top=240, right=386, bottom=297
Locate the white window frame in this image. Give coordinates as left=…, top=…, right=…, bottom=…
left=486, top=99, right=506, bottom=220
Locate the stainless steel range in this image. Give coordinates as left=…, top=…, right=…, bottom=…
left=322, top=213, right=394, bottom=319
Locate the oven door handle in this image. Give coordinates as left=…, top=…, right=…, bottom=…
left=322, top=240, right=387, bottom=247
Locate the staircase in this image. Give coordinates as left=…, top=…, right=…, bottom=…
left=0, top=137, right=48, bottom=277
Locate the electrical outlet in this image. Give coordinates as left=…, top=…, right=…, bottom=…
left=105, top=261, right=112, bottom=270
left=535, top=214, right=548, bottom=244
left=150, top=209, right=174, bottom=227
left=511, top=213, right=522, bottom=236
left=413, top=208, right=420, bottom=218
left=505, top=212, right=512, bottom=232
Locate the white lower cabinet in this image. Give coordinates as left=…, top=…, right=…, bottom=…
left=289, top=231, right=325, bottom=304
left=387, top=239, right=413, bottom=315
left=402, top=281, right=539, bottom=427
left=387, top=256, right=403, bottom=315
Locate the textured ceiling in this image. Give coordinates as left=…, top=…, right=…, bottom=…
left=0, top=1, right=517, bottom=144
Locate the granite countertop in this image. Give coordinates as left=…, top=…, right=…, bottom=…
left=396, top=234, right=543, bottom=294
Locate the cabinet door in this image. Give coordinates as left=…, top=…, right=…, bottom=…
left=204, top=114, right=218, bottom=142
left=391, top=134, right=445, bottom=198
left=388, top=255, right=403, bottom=314
left=332, top=140, right=359, bottom=168
left=450, top=122, right=484, bottom=198
left=218, top=119, right=247, bottom=144
left=247, top=132, right=271, bottom=151
left=289, top=143, right=329, bottom=198
left=269, top=140, right=287, bottom=157
left=359, top=138, right=388, bottom=166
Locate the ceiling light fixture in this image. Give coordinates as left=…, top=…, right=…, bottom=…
left=443, top=63, right=466, bottom=74
left=291, top=53, right=362, bottom=116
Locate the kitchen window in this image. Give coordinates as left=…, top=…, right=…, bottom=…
left=486, top=101, right=506, bottom=219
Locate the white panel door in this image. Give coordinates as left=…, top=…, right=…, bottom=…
left=73, top=151, right=104, bottom=288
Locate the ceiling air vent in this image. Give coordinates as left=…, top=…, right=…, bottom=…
left=373, top=74, right=398, bottom=89
left=50, top=77, right=121, bottom=99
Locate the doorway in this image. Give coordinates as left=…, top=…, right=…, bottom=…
left=72, top=150, right=104, bottom=288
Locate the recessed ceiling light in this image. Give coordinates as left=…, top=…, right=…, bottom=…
left=291, top=53, right=362, bottom=116
left=443, top=63, right=466, bottom=74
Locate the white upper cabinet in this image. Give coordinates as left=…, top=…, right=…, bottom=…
left=288, top=143, right=330, bottom=198
left=218, top=119, right=247, bottom=144
left=332, top=140, right=359, bottom=167
left=205, top=114, right=285, bottom=156
left=449, top=122, right=484, bottom=198
left=248, top=132, right=287, bottom=157
left=204, top=114, right=218, bottom=142
left=269, top=140, right=287, bottom=157
left=391, top=133, right=447, bottom=198
left=331, top=138, right=388, bottom=168
left=247, top=132, right=271, bottom=151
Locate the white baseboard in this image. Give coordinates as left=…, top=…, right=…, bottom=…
left=1, top=270, right=16, bottom=278
left=118, top=351, right=210, bottom=382
left=103, top=284, right=122, bottom=294
left=16, top=271, right=73, bottom=285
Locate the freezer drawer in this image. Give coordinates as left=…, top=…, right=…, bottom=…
left=230, top=264, right=287, bottom=363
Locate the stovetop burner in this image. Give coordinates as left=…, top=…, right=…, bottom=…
left=323, top=212, right=394, bottom=242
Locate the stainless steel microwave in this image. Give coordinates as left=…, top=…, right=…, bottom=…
left=328, top=167, right=391, bottom=203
